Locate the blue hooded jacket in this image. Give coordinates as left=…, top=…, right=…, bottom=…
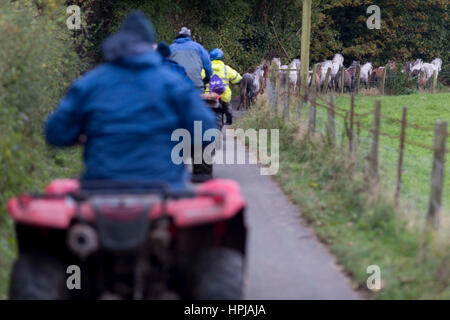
left=45, top=11, right=217, bottom=191
left=170, top=37, right=213, bottom=89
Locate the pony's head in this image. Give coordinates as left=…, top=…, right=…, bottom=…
left=272, top=57, right=281, bottom=68
left=431, top=58, right=442, bottom=71
left=332, top=53, right=344, bottom=66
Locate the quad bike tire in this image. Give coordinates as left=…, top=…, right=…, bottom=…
left=9, top=252, right=69, bottom=300
left=190, top=248, right=244, bottom=300
left=215, top=110, right=224, bottom=131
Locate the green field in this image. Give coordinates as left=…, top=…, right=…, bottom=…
left=236, top=94, right=450, bottom=299
left=309, top=92, right=450, bottom=220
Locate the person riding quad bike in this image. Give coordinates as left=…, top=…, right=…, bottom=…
left=45, top=11, right=216, bottom=192
left=170, top=27, right=212, bottom=92
left=7, top=11, right=247, bottom=301
left=156, top=41, right=192, bottom=85
left=203, top=48, right=242, bottom=125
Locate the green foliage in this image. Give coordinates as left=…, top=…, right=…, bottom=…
left=0, top=0, right=85, bottom=297
left=384, top=65, right=416, bottom=95
left=80, top=0, right=448, bottom=78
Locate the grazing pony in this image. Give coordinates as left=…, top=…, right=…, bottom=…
left=402, top=61, right=414, bottom=74
left=410, top=59, right=423, bottom=76
left=238, top=66, right=264, bottom=110
left=335, top=68, right=353, bottom=93
left=288, top=59, right=301, bottom=92
left=416, top=58, right=442, bottom=88
left=360, top=62, right=373, bottom=89
left=318, top=54, right=344, bottom=91
left=318, top=60, right=333, bottom=90
left=330, top=54, right=344, bottom=89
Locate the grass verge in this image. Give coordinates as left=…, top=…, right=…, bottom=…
left=310, top=92, right=450, bottom=215
left=0, top=147, right=82, bottom=299
left=235, top=97, right=450, bottom=299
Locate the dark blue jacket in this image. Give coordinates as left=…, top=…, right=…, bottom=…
left=170, top=37, right=212, bottom=89
left=45, top=50, right=217, bottom=191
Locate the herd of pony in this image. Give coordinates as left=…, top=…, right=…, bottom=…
left=238, top=55, right=443, bottom=110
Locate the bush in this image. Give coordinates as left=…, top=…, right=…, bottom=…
left=0, top=0, right=86, bottom=196
left=0, top=0, right=86, bottom=297
left=384, top=65, right=416, bottom=96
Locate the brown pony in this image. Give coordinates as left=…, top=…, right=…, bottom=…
left=370, top=60, right=397, bottom=86
left=417, top=69, right=428, bottom=89
left=370, top=67, right=385, bottom=85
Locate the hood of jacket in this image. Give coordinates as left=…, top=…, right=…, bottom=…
left=102, top=10, right=157, bottom=63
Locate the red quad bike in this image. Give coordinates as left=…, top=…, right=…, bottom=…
left=6, top=179, right=247, bottom=300
left=202, top=92, right=225, bottom=131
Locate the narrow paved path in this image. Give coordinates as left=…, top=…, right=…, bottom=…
left=212, top=105, right=360, bottom=299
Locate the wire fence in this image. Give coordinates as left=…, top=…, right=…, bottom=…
left=265, top=68, right=448, bottom=230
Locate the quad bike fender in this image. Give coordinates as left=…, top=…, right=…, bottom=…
left=160, top=179, right=246, bottom=227
left=7, top=197, right=77, bottom=229
left=7, top=179, right=246, bottom=230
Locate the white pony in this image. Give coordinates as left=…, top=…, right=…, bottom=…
left=318, top=54, right=344, bottom=90
left=272, top=57, right=281, bottom=69
left=411, top=58, right=442, bottom=86
left=431, top=58, right=442, bottom=71
left=359, top=62, right=373, bottom=89
left=288, top=58, right=301, bottom=91
left=331, top=54, right=344, bottom=78
left=318, top=60, right=333, bottom=89
left=410, top=59, right=424, bottom=74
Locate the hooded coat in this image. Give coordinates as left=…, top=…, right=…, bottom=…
left=45, top=11, right=217, bottom=191
left=170, top=36, right=213, bottom=90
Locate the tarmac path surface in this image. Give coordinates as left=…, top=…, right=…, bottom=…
left=211, top=104, right=361, bottom=299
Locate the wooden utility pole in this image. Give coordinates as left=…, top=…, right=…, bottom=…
left=299, top=0, right=312, bottom=111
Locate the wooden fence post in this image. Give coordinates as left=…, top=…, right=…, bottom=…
left=349, top=94, right=355, bottom=154
left=368, top=100, right=381, bottom=182
left=327, top=94, right=336, bottom=144
left=395, top=106, right=407, bottom=207
left=355, top=65, right=361, bottom=95
left=323, top=67, right=331, bottom=93
left=298, top=68, right=304, bottom=118
left=283, top=69, right=290, bottom=120
left=427, top=121, right=447, bottom=230
left=274, top=67, right=280, bottom=113
left=267, top=63, right=277, bottom=111
left=311, top=63, right=318, bottom=92
left=381, top=68, right=387, bottom=95
left=356, top=121, right=360, bottom=152
left=309, top=91, right=316, bottom=136
left=432, top=70, right=437, bottom=94
left=340, top=66, right=344, bottom=94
